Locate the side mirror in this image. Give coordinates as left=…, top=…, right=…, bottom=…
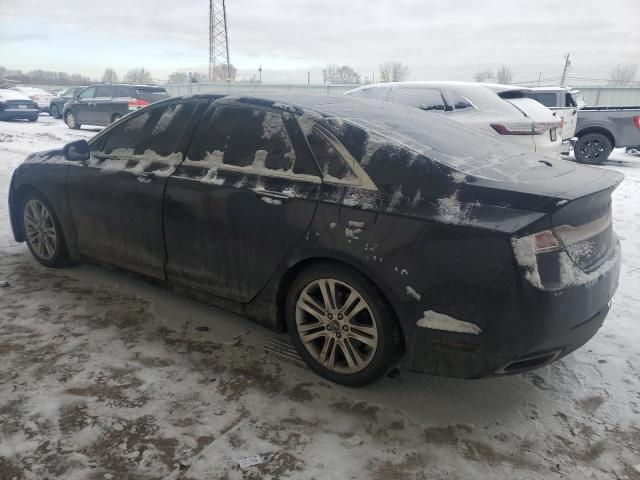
left=63, top=139, right=90, bottom=161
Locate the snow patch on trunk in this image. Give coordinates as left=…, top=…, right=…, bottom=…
left=417, top=310, right=482, bottom=335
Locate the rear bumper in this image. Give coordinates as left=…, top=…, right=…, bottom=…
left=400, top=239, right=621, bottom=378
left=0, top=109, right=39, bottom=120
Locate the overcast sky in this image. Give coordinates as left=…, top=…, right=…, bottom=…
left=1, top=0, right=638, bottom=84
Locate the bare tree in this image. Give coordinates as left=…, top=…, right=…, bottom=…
left=379, top=62, right=410, bottom=82
left=609, top=64, right=638, bottom=86
left=323, top=64, right=360, bottom=84
left=123, top=67, right=153, bottom=84
left=101, top=68, right=119, bottom=83
left=495, top=66, right=513, bottom=84
left=473, top=69, right=494, bottom=82
left=168, top=71, right=188, bottom=84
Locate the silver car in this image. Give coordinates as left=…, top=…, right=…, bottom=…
left=345, top=81, right=563, bottom=160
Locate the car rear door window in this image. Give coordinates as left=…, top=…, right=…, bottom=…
left=114, top=85, right=133, bottom=98
left=94, top=86, right=114, bottom=99
left=391, top=87, right=446, bottom=111
left=350, top=87, right=390, bottom=100
left=188, top=105, right=317, bottom=177
left=306, top=126, right=357, bottom=182
left=78, top=87, right=96, bottom=100
left=101, top=102, right=196, bottom=156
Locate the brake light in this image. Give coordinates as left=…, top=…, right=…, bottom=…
left=634, top=116, right=640, bottom=129
left=491, top=122, right=555, bottom=136
left=128, top=99, right=150, bottom=110
left=559, top=117, right=564, bottom=132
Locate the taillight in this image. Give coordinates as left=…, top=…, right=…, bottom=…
left=128, top=99, right=150, bottom=110
left=559, top=117, right=564, bottom=132
left=634, top=116, right=640, bottom=129
left=491, top=121, right=557, bottom=136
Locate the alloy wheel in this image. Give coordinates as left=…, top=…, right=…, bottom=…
left=23, top=199, right=57, bottom=260
left=580, top=138, right=605, bottom=161
left=66, top=112, right=77, bottom=128
left=295, top=278, right=378, bottom=374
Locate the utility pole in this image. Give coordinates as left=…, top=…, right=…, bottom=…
left=537, top=72, right=542, bottom=86
left=209, top=0, right=231, bottom=82
left=307, top=71, right=310, bottom=85
left=560, top=53, right=571, bottom=86
left=258, top=65, right=262, bottom=83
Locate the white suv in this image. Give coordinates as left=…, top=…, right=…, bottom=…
left=345, top=81, right=563, bottom=160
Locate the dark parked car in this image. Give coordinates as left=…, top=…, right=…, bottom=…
left=49, top=86, right=87, bottom=119
left=62, top=84, right=170, bottom=129
left=8, top=93, right=622, bottom=386
left=0, top=89, right=39, bottom=121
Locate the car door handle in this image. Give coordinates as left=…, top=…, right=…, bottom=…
left=254, top=189, right=291, bottom=202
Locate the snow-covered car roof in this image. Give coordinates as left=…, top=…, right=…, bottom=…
left=346, top=81, right=532, bottom=95
left=0, top=88, right=31, bottom=101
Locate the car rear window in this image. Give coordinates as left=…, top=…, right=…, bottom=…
left=136, top=88, right=170, bottom=103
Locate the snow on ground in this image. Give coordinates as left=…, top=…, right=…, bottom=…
left=0, top=116, right=639, bottom=479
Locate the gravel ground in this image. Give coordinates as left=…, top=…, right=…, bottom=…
left=0, top=116, right=639, bottom=479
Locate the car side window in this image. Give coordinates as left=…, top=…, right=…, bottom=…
left=114, top=86, right=132, bottom=98
left=528, top=92, right=556, bottom=108
left=188, top=105, right=314, bottom=176
left=391, top=87, right=446, bottom=111
left=78, top=87, right=96, bottom=100
left=94, top=86, right=114, bottom=98
left=446, top=91, right=474, bottom=111
left=100, top=103, right=196, bottom=156
left=306, top=126, right=356, bottom=181
left=350, top=87, right=390, bottom=100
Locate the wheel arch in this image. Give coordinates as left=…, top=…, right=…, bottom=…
left=575, top=126, right=616, bottom=147
left=273, top=255, right=406, bottom=355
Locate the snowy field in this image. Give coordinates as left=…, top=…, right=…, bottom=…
left=1, top=116, right=639, bottom=480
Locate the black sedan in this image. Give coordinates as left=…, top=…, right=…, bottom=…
left=0, top=89, right=39, bottom=121
left=8, top=93, right=622, bottom=386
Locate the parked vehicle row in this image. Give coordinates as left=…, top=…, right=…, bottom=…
left=9, top=92, right=622, bottom=385
left=346, top=82, right=565, bottom=160
left=10, top=86, right=55, bottom=113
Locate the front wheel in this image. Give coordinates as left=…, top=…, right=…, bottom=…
left=50, top=104, right=60, bottom=119
left=574, top=133, right=612, bottom=164
left=65, top=111, right=80, bottom=129
left=21, top=192, right=71, bottom=268
left=286, top=263, right=400, bottom=386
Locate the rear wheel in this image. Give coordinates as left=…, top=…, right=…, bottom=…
left=50, top=104, right=60, bottom=119
left=286, top=263, right=400, bottom=386
left=28, top=116, right=38, bottom=122
left=21, top=191, right=70, bottom=268
left=65, top=111, right=80, bottom=129
left=574, top=133, right=612, bottom=164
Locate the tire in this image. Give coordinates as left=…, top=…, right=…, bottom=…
left=285, top=262, right=400, bottom=386
left=20, top=191, right=71, bottom=268
left=50, top=104, right=60, bottom=119
left=111, top=113, right=121, bottom=123
left=28, top=116, right=38, bottom=122
left=65, top=111, right=80, bottom=130
left=574, top=133, right=612, bottom=165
